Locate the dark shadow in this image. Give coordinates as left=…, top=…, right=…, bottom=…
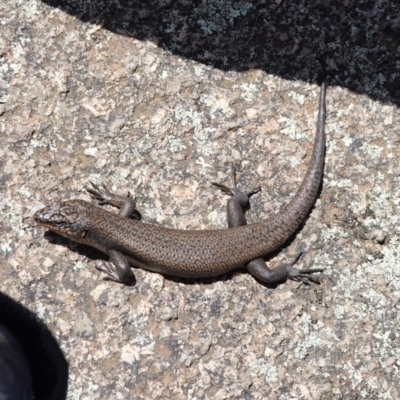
left=41, top=0, right=400, bottom=105
left=44, top=230, right=109, bottom=262
left=0, top=292, right=69, bottom=400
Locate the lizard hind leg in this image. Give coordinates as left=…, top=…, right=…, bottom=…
left=247, top=252, right=324, bottom=285
left=212, top=165, right=323, bottom=285
left=211, top=164, right=261, bottom=228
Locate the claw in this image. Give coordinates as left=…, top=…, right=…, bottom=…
left=289, top=252, right=303, bottom=266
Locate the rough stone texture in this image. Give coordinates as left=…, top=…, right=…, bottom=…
left=1, top=1, right=400, bottom=399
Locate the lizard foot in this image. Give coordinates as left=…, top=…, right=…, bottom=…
left=86, top=181, right=137, bottom=218
left=284, top=253, right=324, bottom=285
left=86, top=181, right=113, bottom=204
left=212, top=164, right=261, bottom=200
left=286, top=266, right=324, bottom=285
left=95, top=259, right=135, bottom=285
left=86, top=181, right=133, bottom=205
left=247, top=252, right=324, bottom=285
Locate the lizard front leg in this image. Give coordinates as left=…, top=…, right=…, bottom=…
left=86, top=181, right=138, bottom=218
left=86, top=182, right=137, bottom=285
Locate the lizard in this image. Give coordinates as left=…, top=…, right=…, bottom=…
left=33, top=80, right=326, bottom=286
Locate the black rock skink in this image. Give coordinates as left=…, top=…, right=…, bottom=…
left=33, top=81, right=327, bottom=286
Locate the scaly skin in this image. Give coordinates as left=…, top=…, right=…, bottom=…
left=33, top=81, right=326, bottom=285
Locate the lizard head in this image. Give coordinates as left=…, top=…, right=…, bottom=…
left=33, top=200, right=91, bottom=240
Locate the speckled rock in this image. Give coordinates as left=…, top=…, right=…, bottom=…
left=1, top=1, right=400, bottom=399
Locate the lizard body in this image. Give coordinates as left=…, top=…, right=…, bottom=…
left=34, top=81, right=326, bottom=285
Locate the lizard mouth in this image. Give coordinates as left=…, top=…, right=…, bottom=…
left=33, top=205, right=62, bottom=225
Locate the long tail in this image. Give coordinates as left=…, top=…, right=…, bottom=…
left=257, top=80, right=326, bottom=251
